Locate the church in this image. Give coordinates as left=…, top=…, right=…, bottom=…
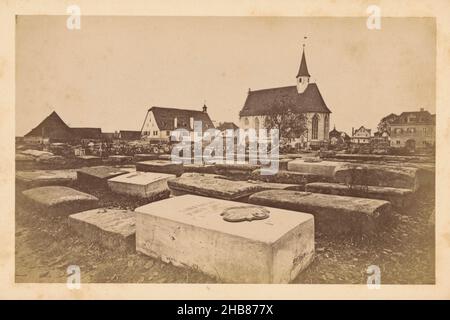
left=238, top=46, right=331, bottom=149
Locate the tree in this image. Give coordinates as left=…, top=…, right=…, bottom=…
left=263, top=96, right=308, bottom=142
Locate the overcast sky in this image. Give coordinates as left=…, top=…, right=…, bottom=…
left=16, top=16, right=435, bottom=136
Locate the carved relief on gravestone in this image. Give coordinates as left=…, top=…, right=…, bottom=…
left=220, top=205, right=270, bottom=222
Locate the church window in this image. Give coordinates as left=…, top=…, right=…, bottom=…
left=244, top=118, right=249, bottom=126
left=312, top=114, right=319, bottom=140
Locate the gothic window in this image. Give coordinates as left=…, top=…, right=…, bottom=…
left=312, top=114, right=319, bottom=140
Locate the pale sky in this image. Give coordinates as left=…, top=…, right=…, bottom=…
left=16, top=16, right=435, bottom=136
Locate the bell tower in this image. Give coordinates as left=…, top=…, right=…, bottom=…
left=296, top=44, right=310, bottom=94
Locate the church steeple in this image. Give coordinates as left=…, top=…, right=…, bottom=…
left=296, top=44, right=310, bottom=94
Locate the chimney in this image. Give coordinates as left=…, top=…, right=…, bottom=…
left=420, top=107, right=424, bottom=112
left=352, top=127, right=354, bottom=136
left=202, top=104, right=207, bottom=113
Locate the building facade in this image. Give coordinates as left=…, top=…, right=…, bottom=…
left=238, top=47, right=331, bottom=149
left=141, top=105, right=215, bottom=141
left=351, top=126, right=372, bottom=144
left=387, top=109, right=435, bottom=149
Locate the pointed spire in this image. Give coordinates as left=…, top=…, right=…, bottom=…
left=296, top=45, right=310, bottom=78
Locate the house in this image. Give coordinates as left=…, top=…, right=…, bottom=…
left=140, top=105, right=215, bottom=141
left=329, top=126, right=351, bottom=147
left=238, top=45, right=331, bottom=149
left=387, top=108, right=435, bottom=150
left=118, top=130, right=142, bottom=141
left=24, top=111, right=76, bottom=143
left=351, top=126, right=372, bottom=144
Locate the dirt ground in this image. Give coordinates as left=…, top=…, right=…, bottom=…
left=15, top=169, right=435, bottom=284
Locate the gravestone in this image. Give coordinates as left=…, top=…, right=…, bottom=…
left=135, top=195, right=314, bottom=283
left=136, top=160, right=184, bottom=176
left=108, top=155, right=133, bottom=164
left=76, top=155, right=102, bottom=166
left=22, top=186, right=99, bottom=215
left=183, top=163, right=217, bottom=174
left=249, top=190, right=392, bottom=236
left=287, top=159, right=346, bottom=177
left=68, top=208, right=135, bottom=252
left=16, top=169, right=77, bottom=188
left=250, top=169, right=332, bottom=187
left=77, top=166, right=128, bottom=188
left=133, top=154, right=159, bottom=162
left=214, top=163, right=260, bottom=180
left=167, top=173, right=264, bottom=200
left=305, top=182, right=414, bottom=210
left=107, top=171, right=175, bottom=199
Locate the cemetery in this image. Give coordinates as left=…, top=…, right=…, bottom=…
left=15, top=145, right=435, bottom=284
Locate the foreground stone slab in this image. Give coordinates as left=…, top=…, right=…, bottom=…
left=214, top=163, right=260, bottom=179
left=20, top=149, right=53, bottom=158
left=22, top=186, right=99, bottom=215
left=168, top=173, right=265, bottom=200
left=287, top=159, right=346, bottom=177
left=77, top=166, right=128, bottom=187
left=68, top=208, right=135, bottom=252
left=250, top=169, right=332, bottom=187
left=135, top=195, right=314, bottom=283
left=249, top=190, right=391, bottom=236
left=16, top=154, right=35, bottom=163
left=305, top=182, right=414, bottom=210
left=16, top=169, right=77, bottom=188
left=107, top=171, right=175, bottom=198
left=183, top=163, right=217, bottom=174
left=136, top=160, right=183, bottom=176
left=333, top=163, right=420, bottom=191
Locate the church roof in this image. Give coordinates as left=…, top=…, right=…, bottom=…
left=217, top=122, right=239, bottom=131
left=149, top=106, right=215, bottom=131
left=296, top=49, right=310, bottom=78
left=239, top=83, right=331, bottom=117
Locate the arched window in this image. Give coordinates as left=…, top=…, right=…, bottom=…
left=254, top=117, right=260, bottom=133
left=312, top=114, right=319, bottom=140
left=244, top=118, right=249, bottom=126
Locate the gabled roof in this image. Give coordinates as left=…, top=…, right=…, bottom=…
left=119, top=130, right=141, bottom=140
left=296, top=49, right=310, bottom=78
left=217, top=122, right=239, bottom=131
left=71, top=127, right=102, bottom=139
left=24, top=111, right=74, bottom=139
left=149, top=106, right=215, bottom=131
left=239, top=83, right=331, bottom=117
left=390, top=110, right=435, bottom=125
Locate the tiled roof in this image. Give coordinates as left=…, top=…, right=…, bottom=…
left=71, top=127, right=102, bottom=139
left=217, top=122, right=239, bottom=131
left=390, top=111, right=435, bottom=125
left=24, top=111, right=74, bottom=139
left=150, top=106, right=215, bottom=131
left=239, top=83, right=331, bottom=117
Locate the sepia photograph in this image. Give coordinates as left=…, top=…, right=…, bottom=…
left=1, top=0, right=449, bottom=302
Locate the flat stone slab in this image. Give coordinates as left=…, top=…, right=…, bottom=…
left=214, top=163, right=260, bottom=179
left=108, top=155, right=133, bottom=163
left=22, top=186, right=99, bottom=215
left=16, top=169, right=77, bottom=188
left=305, top=182, right=414, bottom=210
left=249, top=190, right=392, bottom=236
left=135, top=195, right=314, bottom=283
left=136, top=160, right=184, bottom=176
left=133, top=154, right=159, bottom=162
left=77, top=166, right=128, bottom=187
left=76, top=155, right=102, bottom=166
left=16, top=154, right=36, bottom=162
left=333, top=163, right=420, bottom=191
left=107, top=171, right=175, bottom=198
left=20, top=149, right=53, bottom=157
left=250, top=169, right=332, bottom=187
left=167, top=173, right=265, bottom=200
left=68, top=208, right=135, bottom=252
left=287, top=159, right=346, bottom=177
left=183, top=163, right=217, bottom=174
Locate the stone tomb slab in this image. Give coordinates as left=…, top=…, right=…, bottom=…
left=333, top=163, right=420, bottom=191
left=76, top=155, right=103, bottom=166
left=287, top=159, right=346, bottom=177
left=108, top=155, right=133, bottom=164
left=16, top=169, right=77, bottom=188
left=22, top=186, right=99, bottom=215
left=250, top=169, right=332, bottom=187
left=168, top=173, right=265, bottom=200
left=133, top=154, right=159, bottom=162
left=136, top=160, right=184, bottom=176
left=68, top=208, right=135, bottom=252
left=77, top=166, right=128, bottom=187
left=135, top=195, right=314, bottom=283
left=249, top=190, right=392, bottom=236
left=305, top=182, right=414, bottom=210
left=107, top=171, right=175, bottom=198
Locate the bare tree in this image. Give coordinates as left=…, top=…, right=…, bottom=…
left=263, top=95, right=308, bottom=142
